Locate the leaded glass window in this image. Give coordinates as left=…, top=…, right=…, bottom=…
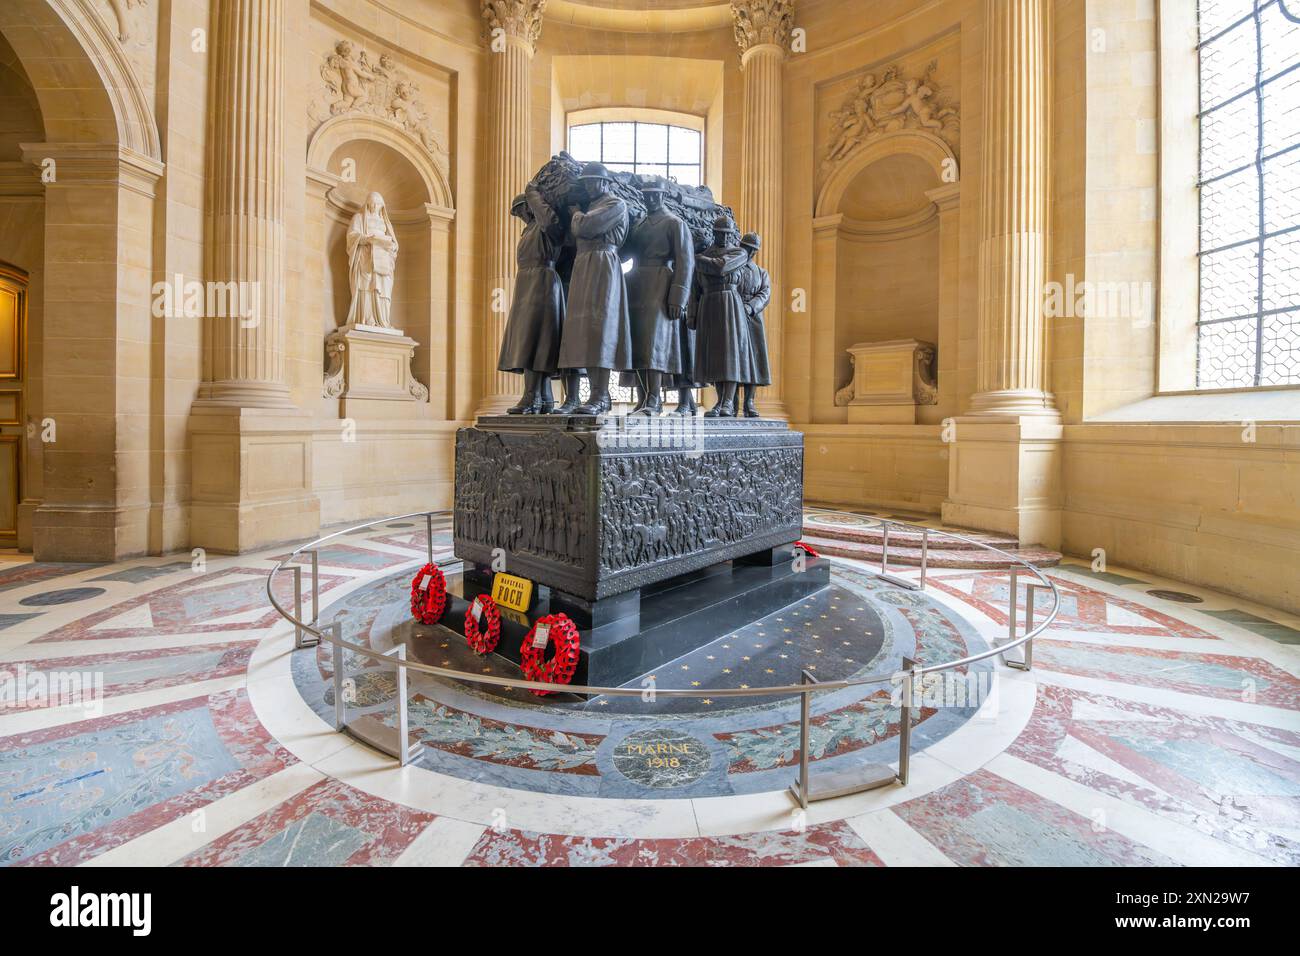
left=1197, top=0, right=1300, bottom=387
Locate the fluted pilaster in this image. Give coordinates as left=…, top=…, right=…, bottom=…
left=733, top=0, right=793, bottom=419
left=202, top=0, right=290, bottom=407
left=479, top=1, right=546, bottom=415
left=969, top=0, right=1057, bottom=418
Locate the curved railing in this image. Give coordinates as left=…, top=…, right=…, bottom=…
left=266, top=507, right=1059, bottom=806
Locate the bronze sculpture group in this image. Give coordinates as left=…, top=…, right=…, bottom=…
left=496, top=156, right=772, bottom=418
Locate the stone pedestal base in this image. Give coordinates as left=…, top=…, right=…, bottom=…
left=188, top=406, right=321, bottom=553
left=438, top=547, right=829, bottom=690
left=941, top=417, right=1063, bottom=548
left=453, top=415, right=805, bottom=601
left=323, top=324, right=428, bottom=405
left=835, top=339, right=937, bottom=425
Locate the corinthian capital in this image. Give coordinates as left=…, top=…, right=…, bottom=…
left=480, top=0, right=548, bottom=51
left=730, top=0, right=795, bottom=54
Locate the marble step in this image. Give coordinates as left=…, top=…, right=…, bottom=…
left=801, top=515, right=1019, bottom=552
left=797, top=533, right=1061, bottom=570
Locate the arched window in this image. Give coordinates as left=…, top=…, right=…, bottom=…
left=1197, top=0, right=1300, bottom=387
left=567, top=121, right=703, bottom=187
left=564, top=114, right=706, bottom=407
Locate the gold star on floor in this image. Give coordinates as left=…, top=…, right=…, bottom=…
left=783, top=627, right=792, bottom=632
left=780, top=653, right=788, bottom=659
left=691, top=681, right=700, bottom=687
left=702, top=699, right=713, bottom=706
left=785, top=640, right=793, bottom=645
left=722, top=644, right=731, bottom=649
left=722, top=668, right=732, bottom=674
left=843, top=640, right=852, bottom=646
left=739, top=684, right=750, bottom=689
left=706, top=655, right=715, bottom=660
left=753, top=643, right=763, bottom=649
left=742, top=656, right=751, bottom=661
left=764, top=668, right=775, bottom=674
left=814, top=648, right=822, bottom=654
left=440, top=642, right=449, bottom=649
left=807, top=665, right=817, bottom=671
left=598, top=699, right=609, bottom=705
left=680, top=664, right=690, bottom=670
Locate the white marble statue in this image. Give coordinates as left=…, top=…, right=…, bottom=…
left=346, top=191, right=399, bottom=329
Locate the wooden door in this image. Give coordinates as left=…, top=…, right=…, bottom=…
left=0, top=264, right=27, bottom=547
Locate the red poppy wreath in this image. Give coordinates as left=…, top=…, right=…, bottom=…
left=519, top=613, right=580, bottom=696
left=409, top=563, right=447, bottom=624
left=463, top=593, right=502, bottom=654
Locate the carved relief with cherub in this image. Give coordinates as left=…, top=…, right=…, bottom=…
left=822, top=61, right=960, bottom=173
left=310, top=39, right=450, bottom=172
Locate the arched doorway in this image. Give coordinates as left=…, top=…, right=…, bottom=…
left=0, top=0, right=163, bottom=560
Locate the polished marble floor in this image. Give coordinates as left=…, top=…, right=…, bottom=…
left=0, top=515, right=1297, bottom=867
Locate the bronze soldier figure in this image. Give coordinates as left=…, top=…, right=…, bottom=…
left=498, top=189, right=566, bottom=414
left=557, top=162, right=633, bottom=415
left=736, top=232, right=772, bottom=419
left=623, top=183, right=695, bottom=416
left=689, top=214, right=752, bottom=418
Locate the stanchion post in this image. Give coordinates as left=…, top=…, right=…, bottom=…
left=331, top=624, right=345, bottom=730
left=898, top=656, right=916, bottom=785
left=394, top=645, right=411, bottom=767
left=881, top=522, right=891, bottom=575
left=1007, top=567, right=1019, bottom=644
left=425, top=512, right=433, bottom=566
left=291, top=565, right=303, bottom=648
left=919, top=528, right=930, bottom=590
left=796, top=670, right=813, bottom=809
left=310, top=550, right=319, bottom=625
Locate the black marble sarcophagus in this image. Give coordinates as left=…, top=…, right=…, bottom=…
left=453, top=415, right=804, bottom=603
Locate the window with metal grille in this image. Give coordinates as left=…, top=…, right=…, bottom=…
left=567, top=121, right=703, bottom=187
left=1197, top=0, right=1300, bottom=388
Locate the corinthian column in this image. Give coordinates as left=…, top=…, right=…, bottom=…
left=478, top=0, right=547, bottom=416
left=968, top=0, right=1057, bottom=418
left=732, top=0, right=793, bottom=419
left=201, top=0, right=290, bottom=407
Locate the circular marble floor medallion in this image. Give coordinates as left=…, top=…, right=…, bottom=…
left=611, top=728, right=712, bottom=789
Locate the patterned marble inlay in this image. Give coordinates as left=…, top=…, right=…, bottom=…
left=463, top=820, right=884, bottom=867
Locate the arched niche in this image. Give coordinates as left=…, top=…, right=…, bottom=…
left=0, top=0, right=159, bottom=159
left=811, top=130, right=960, bottom=424
left=306, top=115, right=456, bottom=418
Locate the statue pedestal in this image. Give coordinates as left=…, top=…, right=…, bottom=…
left=453, top=415, right=805, bottom=601
left=437, top=548, right=829, bottom=690
left=835, top=338, right=937, bottom=425
left=447, top=415, right=815, bottom=688
left=322, top=323, right=428, bottom=405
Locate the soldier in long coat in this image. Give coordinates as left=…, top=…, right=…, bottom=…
left=736, top=231, right=772, bottom=418
left=557, top=162, right=633, bottom=415
left=689, top=215, right=752, bottom=418
left=498, top=189, right=566, bottom=414
left=623, top=184, right=695, bottom=416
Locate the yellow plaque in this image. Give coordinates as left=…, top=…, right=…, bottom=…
left=491, top=572, right=533, bottom=613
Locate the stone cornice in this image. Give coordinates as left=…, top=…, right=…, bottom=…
left=17, top=143, right=164, bottom=198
